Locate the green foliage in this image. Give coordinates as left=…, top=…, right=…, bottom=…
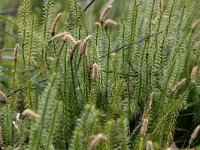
left=0, top=0, right=200, bottom=149
left=28, top=73, right=58, bottom=150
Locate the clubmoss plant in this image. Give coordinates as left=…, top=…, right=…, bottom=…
left=0, top=0, right=200, bottom=149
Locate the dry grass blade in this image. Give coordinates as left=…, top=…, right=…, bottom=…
left=89, top=134, right=107, bottom=150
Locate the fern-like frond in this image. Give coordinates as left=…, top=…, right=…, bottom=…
left=28, top=73, right=58, bottom=150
